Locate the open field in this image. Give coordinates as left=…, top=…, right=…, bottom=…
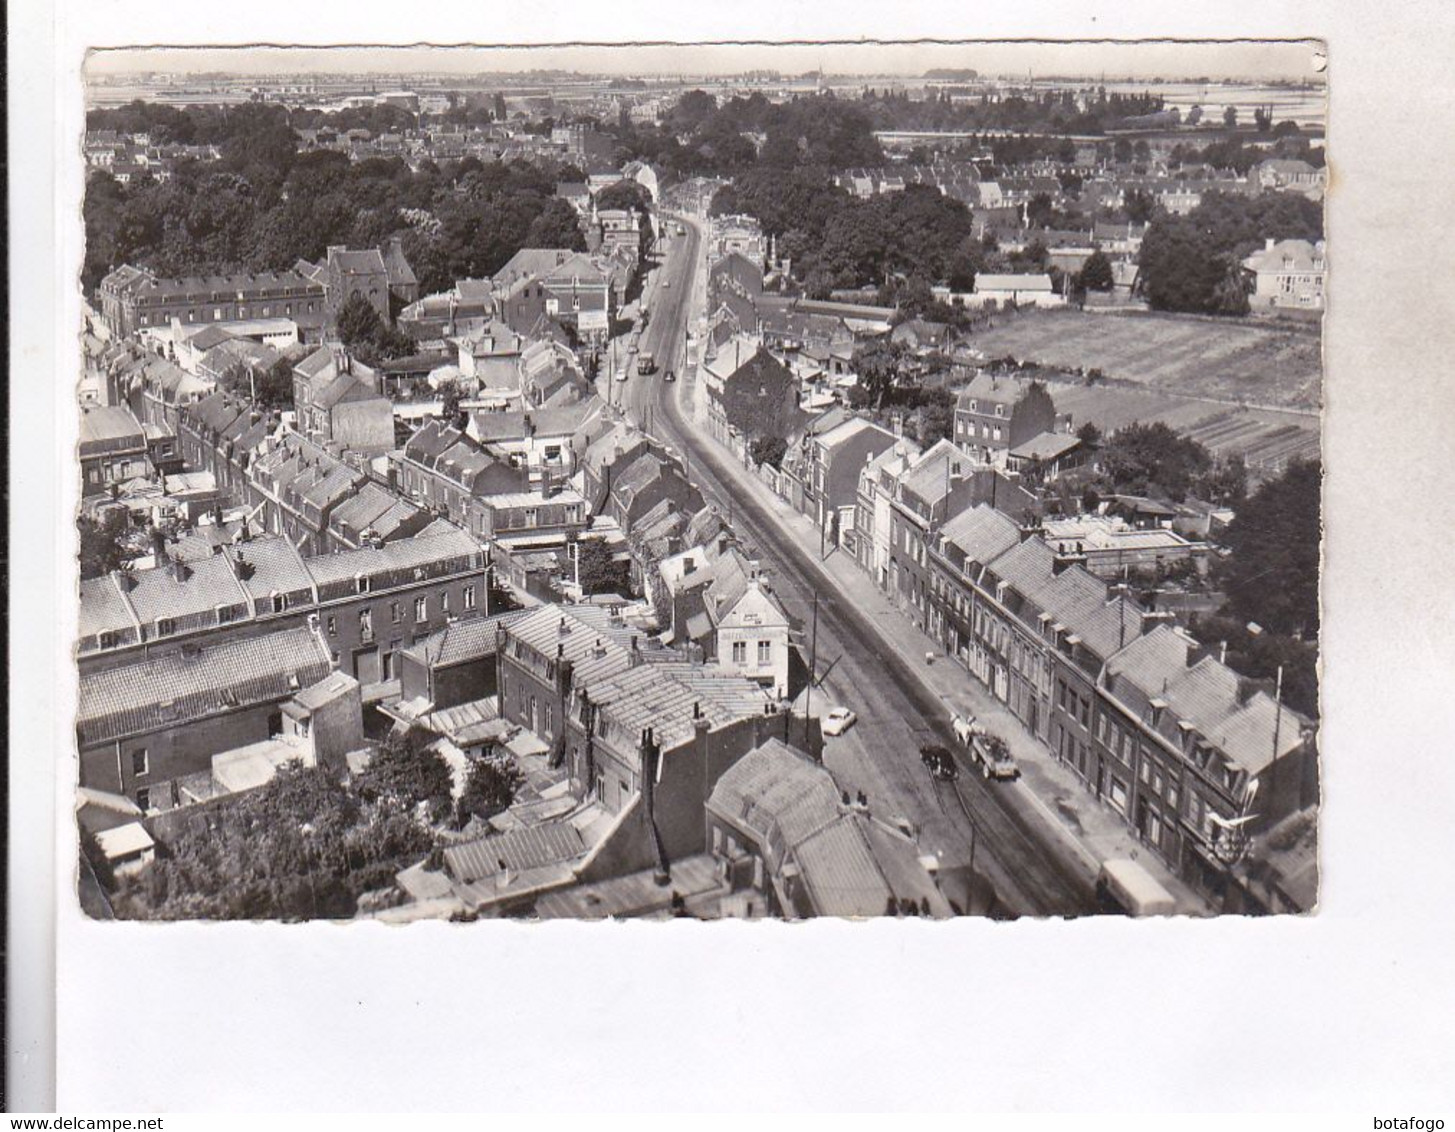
left=967, top=308, right=1323, bottom=411
left=1046, top=380, right=1321, bottom=478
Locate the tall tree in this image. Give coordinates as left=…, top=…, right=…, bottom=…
left=78, top=510, right=131, bottom=580
left=1216, top=458, right=1322, bottom=637
left=1079, top=249, right=1115, bottom=292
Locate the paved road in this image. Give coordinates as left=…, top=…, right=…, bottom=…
left=620, top=214, right=1097, bottom=918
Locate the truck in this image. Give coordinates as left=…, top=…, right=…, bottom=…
left=1096, top=858, right=1177, bottom=917
left=969, top=730, right=1019, bottom=781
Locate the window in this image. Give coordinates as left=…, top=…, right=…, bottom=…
left=440, top=590, right=450, bottom=615
left=391, top=601, right=403, bottom=624
left=359, top=608, right=373, bottom=635
left=355, top=574, right=371, bottom=594
left=326, top=615, right=337, bottom=636
left=131, top=749, right=149, bottom=777
left=1108, top=777, right=1129, bottom=811
left=415, top=596, right=428, bottom=621
left=271, top=593, right=289, bottom=614
left=463, top=585, right=477, bottom=610
left=213, top=308, right=222, bottom=321
left=757, top=640, right=771, bottom=665
left=731, top=641, right=748, bottom=665
left=99, top=631, right=118, bottom=650
left=156, top=617, right=176, bottom=638
left=135, top=787, right=151, bottom=811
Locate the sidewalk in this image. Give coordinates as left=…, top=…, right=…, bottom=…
left=671, top=291, right=1212, bottom=915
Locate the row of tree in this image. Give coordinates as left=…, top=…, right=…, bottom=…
left=83, top=102, right=590, bottom=297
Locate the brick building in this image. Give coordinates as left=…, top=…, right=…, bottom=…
left=76, top=625, right=333, bottom=812
left=77, top=528, right=487, bottom=684
left=98, top=264, right=326, bottom=339
left=953, top=374, right=1058, bottom=465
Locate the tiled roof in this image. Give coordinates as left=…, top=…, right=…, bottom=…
left=224, top=536, right=314, bottom=602
left=794, top=818, right=892, bottom=918
left=407, top=610, right=529, bottom=669
left=898, top=439, right=970, bottom=504
left=590, top=662, right=774, bottom=752
left=292, top=670, right=359, bottom=711
left=1106, top=624, right=1196, bottom=696
left=708, top=738, right=844, bottom=849
left=940, top=505, right=1023, bottom=567
left=77, top=573, right=140, bottom=644
left=505, top=603, right=644, bottom=688
left=330, top=248, right=387, bottom=275
left=124, top=555, right=250, bottom=626
left=1009, top=432, right=1081, bottom=461
left=304, top=529, right=482, bottom=588
left=955, top=371, right=1032, bottom=409
left=443, top=821, right=587, bottom=884
left=77, top=627, right=332, bottom=746
left=985, top=536, right=1057, bottom=597
left=78, top=404, right=146, bottom=448
left=294, top=346, right=337, bottom=380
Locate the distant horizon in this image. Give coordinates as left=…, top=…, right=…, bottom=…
left=84, top=40, right=1326, bottom=84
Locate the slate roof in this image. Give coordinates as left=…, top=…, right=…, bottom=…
left=406, top=610, right=530, bottom=669
left=940, top=504, right=1023, bottom=568
left=443, top=822, right=587, bottom=884
left=504, top=603, right=645, bottom=688
left=77, top=627, right=332, bottom=746
left=1009, top=432, right=1082, bottom=461
left=708, top=738, right=844, bottom=850
left=589, top=662, right=774, bottom=752
left=123, top=555, right=249, bottom=626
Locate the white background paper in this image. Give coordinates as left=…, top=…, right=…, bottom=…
left=9, top=0, right=1455, bottom=1113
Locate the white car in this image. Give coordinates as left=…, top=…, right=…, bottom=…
left=821, top=707, right=858, bottom=737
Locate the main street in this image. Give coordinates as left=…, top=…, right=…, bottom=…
left=617, top=212, right=1098, bottom=918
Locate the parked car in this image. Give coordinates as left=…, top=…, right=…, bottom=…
left=661, top=279, right=671, bottom=289
left=920, top=744, right=958, bottom=781
left=821, top=707, right=857, bottom=736
left=637, top=352, right=657, bottom=376
left=663, top=370, right=677, bottom=383
left=970, top=731, right=1019, bottom=781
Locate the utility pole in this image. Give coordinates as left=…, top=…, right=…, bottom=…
left=804, top=590, right=819, bottom=744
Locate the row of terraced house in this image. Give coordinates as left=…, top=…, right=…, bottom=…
left=859, top=446, right=1317, bottom=899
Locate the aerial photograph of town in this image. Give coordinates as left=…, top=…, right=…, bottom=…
left=73, top=40, right=1325, bottom=923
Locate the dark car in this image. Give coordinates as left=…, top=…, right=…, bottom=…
left=663, top=370, right=677, bottom=383
left=920, top=744, right=958, bottom=781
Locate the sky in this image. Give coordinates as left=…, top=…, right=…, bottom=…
left=84, top=40, right=1325, bottom=83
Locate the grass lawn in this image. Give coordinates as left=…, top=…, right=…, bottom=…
left=966, top=308, right=1323, bottom=411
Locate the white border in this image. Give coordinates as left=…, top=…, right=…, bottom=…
left=9, top=0, right=1455, bottom=1113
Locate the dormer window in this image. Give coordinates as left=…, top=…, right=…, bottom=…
left=355, top=574, right=371, bottom=594
left=156, top=617, right=176, bottom=637
left=99, top=630, right=118, bottom=650
left=271, top=592, right=289, bottom=613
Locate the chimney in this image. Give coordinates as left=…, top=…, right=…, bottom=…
left=171, top=556, right=189, bottom=584
left=150, top=526, right=168, bottom=565
left=1265, top=237, right=1276, bottom=251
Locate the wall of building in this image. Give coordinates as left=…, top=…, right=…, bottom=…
left=80, top=701, right=284, bottom=809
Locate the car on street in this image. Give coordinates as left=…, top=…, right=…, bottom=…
left=661, top=279, right=671, bottom=289
left=969, top=730, right=1020, bottom=781
left=663, top=370, right=676, bottom=383
left=920, top=744, right=958, bottom=781
left=821, top=707, right=857, bottom=736
left=637, top=352, right=657, bottom=375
